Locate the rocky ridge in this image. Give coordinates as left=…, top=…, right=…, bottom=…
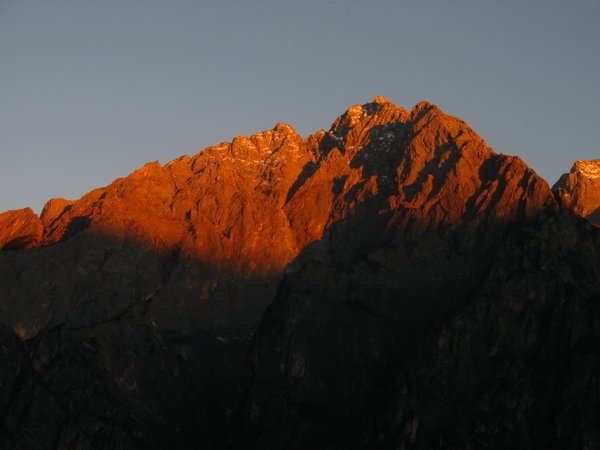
left=0, top=207, right=43, bottom=249
left=553, top=159, right=600, bottom=226
left=0, top=97, right=598, bottom=449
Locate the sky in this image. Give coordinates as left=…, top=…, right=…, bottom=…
left=1, top=0, right=599, bottom=214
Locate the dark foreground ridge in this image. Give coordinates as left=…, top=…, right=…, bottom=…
left=0, top=97, right=598, bottom=449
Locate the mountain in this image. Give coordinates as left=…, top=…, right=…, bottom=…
left=0, top=97, right=598, bottom=449
left=0, top=207, right=43, bottom=249
left=553, top=159, right=600, bottom=226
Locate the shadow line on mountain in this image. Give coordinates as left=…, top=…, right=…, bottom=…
left=0, top=175, right=562, bottom=450
left=0, top=228, right=284, bottom=449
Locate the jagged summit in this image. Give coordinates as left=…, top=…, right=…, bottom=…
left=0, top=98, right=598, bottom=450
left=553, top=158, right=600, bottom=226
left=372, top=95, right=394, bottom=104
left=0, top=99, right=554, bottom=274
left=0, top=95, right=558, bottom=347
left=572, top=159, right=600, bottom=178
left=0, top=207, right=43, bottom=249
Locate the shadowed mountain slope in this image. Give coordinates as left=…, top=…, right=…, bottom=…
left=0, top=98, right=597, bottom=449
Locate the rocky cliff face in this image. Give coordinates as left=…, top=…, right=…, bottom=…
left=240, top=212, right=600, bottom=450
left=0, top=207, right=43, bottom=249
left=0, top=98, right=598, bottom=449
left=553, top=159, right=600, bottom=226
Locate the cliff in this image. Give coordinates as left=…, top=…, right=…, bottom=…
left=0, top=98, right=597, bottom=449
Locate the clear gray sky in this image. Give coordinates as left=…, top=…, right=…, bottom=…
left=1, top=0, right=599, bottom=213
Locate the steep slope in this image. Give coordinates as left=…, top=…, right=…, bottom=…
left=0, top=97, right=595, bottom=449
left=1, top=97, right=556, bottom=338
left=37, top=122, right=312, bottom=275
left=231, top=101, right=572, bottom=449
left=376, top=213, right=600, bottom=449
left=239, top=212, right=600, bottom=449
left=554, top=159, right=600, bottom=226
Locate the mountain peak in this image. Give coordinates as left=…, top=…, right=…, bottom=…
left=273, top=122, right=297, bottom=135
left=554, top=159, right=600, bottom=226
left=0, top=98, right=555, bottom=269
left=413, top=100, right=435, bottom=111
left=1, top=97, right=592, bottom=450
left=572, top=159, right=600, bottom=179
left=0, top=207, right=43, bottom=250
left=328, top=98, right=411, bottom=142
left=372, top=95, right=394, bottom=105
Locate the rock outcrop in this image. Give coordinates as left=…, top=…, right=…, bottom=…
left=554, top=159, right=600, bottom=225
left=0, top=97, right=598, bottom=449
left=0, top=208, right=43, bottom=249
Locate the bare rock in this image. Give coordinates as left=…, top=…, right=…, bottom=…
left=554, top=159, right=600, bottom=225
left=0, top=98, right=597, bottom=449
left=0, top=208, right=43, bottom=249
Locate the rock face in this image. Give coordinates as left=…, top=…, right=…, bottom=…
left=554, top=159, right=600, bottom=225
left=0, top=97, right=598, bottom=449
left=36, top=122, right=312, bottom=276
left=0, top=208, right=43, bottom=249
left=240, top=213, right=600, bottom=449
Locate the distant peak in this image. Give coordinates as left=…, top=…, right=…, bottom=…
left=273, top=122, right=298, bottom=135
left=331, top=97, right=408, bottom=130
left=0, top=207, right=43, bottom=249
left=572, top=159, right=600, bottom=179
left=553, top=159, right=600, bottom=226
left=412, top=101, right=437, bottom=114
left=40, top=198, right=73, bottom=221
left=131, top=161, right=163, bottom=178
left=372, top=96, right=394, bottom=105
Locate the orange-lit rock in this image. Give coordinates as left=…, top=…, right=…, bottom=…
left=40, top=197, right=75, bottom=229
left=1, top=97, right=556, bottom=277
left=553, top=159, right=600, bottom=226
left=3, top=97, right=593, bottom=450
left=0, top=208, right=43, bottom=249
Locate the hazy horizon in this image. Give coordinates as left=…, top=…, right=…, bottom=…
left=2, top=0, right=599, bottom=214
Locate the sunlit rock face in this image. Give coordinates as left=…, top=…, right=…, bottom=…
left=0, top=98, right=598, bottom=449
left=12, top=97, right=556, bottom=275
left=0, top=208, right=43, bottom=249
left=554, top=159, right=600, bottom=226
